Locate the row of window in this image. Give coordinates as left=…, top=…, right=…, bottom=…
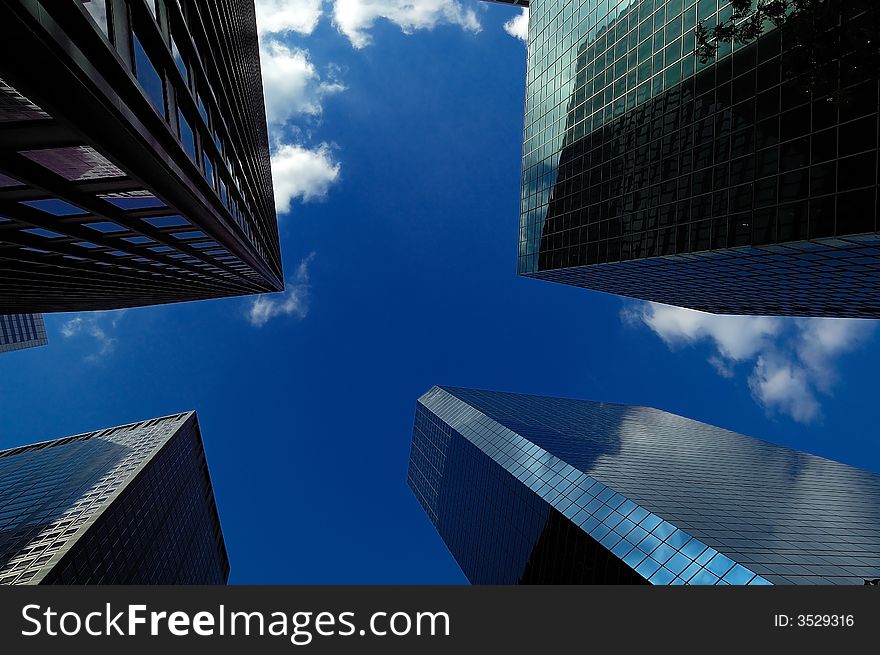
left=0, top=314, right=47, bottom=351
left=525, top=0, right=726, bottom=163
left=80, top=0, right=266, bottom=262
left=520, top=0, right=879, bottom=269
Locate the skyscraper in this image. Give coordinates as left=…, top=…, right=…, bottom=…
left=0, top=411, right=229, bottom=584
left=408, top=386, right=880, bottom=584
left=0, top=0, right=282, bottom=313
left=0, top=314, right=47, bottom=354
left=512, top=0, right=880, bottom=317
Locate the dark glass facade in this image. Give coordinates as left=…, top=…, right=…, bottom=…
left=0, top=0, right=281, bottom=313
left=0, top=313, right=47, bottom=354
left=0, top=411, right=229, bottom=584
left=408, top=386, right=880, bottom=584
left=518, top=0, right=880, bottom=317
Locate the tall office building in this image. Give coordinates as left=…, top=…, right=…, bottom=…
left=0, top=0, right=282, bottom=313
left=0, top=314, right=47, bottom=354
left=0, top=411, right=229, bottom=584
left=510, top=0, right=880, bottom=317
left=408, top=386, right=880, bottom=584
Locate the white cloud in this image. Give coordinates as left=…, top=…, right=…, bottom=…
left=633, top=303, right=783, bottom=362
left=503, top=7, right=528, bottom=42
left=59, top=310, right=126, bottom=362
left=270, top=142, right=340, bottom=214
left=749, top=355, right=821, bottom=424
left=248, top=252, right=316, bottom=326
left=256, top=34, right=344, bottom=216
left=623, top=302, right=877, bottom=424
left=259, top=40, right=345, bottom=127
left=331, top=0, right=481, bottom=48
left=255, top=0, right=323, bottom=36
left=793, top=318, right=875, bottom=394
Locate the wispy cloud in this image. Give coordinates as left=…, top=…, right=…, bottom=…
left=622, top=302, right=877, bottom=424
left=503, top=7, right=528, bottom=42
left=255, top=0, right=324, bottom=37
left=248, top=253, right=317, bottom=327
left=331, top=0, right=481, bottom=48
left=260, top=40, right=345, bottom=127
left=59, top=310, right=126, bottom=362
left=255, top=0, right=488, bottom=216
left=256, top=0, right=484, bottom=49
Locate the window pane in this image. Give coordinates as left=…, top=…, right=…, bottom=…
left=171, top=36, right=189, bottom=85
left=81, top=0, right=109, bottom=36
left=133, top=34, right=166, bottom=117
left=198, top=93, right=209, bottom=126
left=203, top=153, right=214, bottom=187
left=178, top=109, right=196, bottom=161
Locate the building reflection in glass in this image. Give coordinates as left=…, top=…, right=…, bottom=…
left=518, top=0, right=880, bottom=317
left=408, top=386, right=880, bottom=584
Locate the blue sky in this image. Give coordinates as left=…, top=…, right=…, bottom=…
left=1, top=1, right=879, bottom=583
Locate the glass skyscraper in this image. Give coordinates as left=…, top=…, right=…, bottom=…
left=408, top=386, right=880, bottom=584
left=0, top=0, right=281, bottom=313
left=0, top=411, right=229, bottom=584
left=0, top=314, right=47, bottom=354
left=514, top=0, right=880, bottom=317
